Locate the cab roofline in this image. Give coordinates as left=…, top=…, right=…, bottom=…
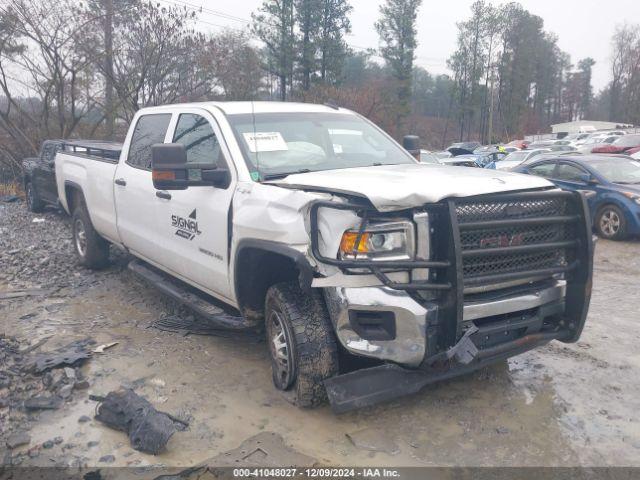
left=135, top=101, right=353, bottom=116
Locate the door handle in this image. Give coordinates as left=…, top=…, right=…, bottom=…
left=115, top=178, right=127, bottom=186
left=156, top=191, right=172, bottom=200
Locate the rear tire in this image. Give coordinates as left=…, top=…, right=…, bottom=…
left=25, top=181, right=45, bottom=213
left=265, top=282, right=339, bottom=407
left=595, top=204, right=628, bottom=241
left=72, top=205, right=110, bottom=269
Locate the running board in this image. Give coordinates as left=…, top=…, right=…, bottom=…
left=127, top=259, right=256, bottom=330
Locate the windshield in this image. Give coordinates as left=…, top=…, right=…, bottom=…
left=589, top=158, right=640, bottom=184
left=226, top=112, right=415, bottom=179
left=500, top=151, right=528, bottom=163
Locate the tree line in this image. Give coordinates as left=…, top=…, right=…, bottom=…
left=0, top=0, right=638, bottom=177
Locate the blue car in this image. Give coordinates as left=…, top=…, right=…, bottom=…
left=512, top=154, right=640, bottom=240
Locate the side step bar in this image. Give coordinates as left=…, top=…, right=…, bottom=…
left=127, top=259, right=256, bottom=330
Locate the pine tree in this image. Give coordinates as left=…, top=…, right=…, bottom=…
left=252, top=0, right=295, bottom=100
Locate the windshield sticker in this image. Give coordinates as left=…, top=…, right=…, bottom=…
left=243, top=132, right=288, bottom=153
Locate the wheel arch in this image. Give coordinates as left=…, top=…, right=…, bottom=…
left=63, top=180, right=85, bottom=215
left=233, top=239, right=314, bottom=323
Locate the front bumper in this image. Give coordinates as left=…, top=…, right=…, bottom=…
left=324, top=280, right=567, bottom=367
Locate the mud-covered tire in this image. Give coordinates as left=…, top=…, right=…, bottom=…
left=72, top=204, right=110, bottom=269
left=25, top=181, right=45, bottom=213
left=265, top=282, right=339, bottom=407
left=595, top=204, right=627, bottom=241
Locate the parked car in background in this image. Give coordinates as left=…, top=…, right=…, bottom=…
left=513, top=155, right=640, bottom=240
left=445, top=151, right=507, bottom=167
left=506, top=139, right=529, bottom=149
left=548, top=145, right=577, bottom=152
left=433, top=150, right=452, bottom=159
left=487, top=148, right=551, bottom=170
left=22, top=140, right=65, bottom=212
left=437, top=156, right=480, bottom=167
left=576, top=135, right=619, bottom=154
left=23, top=140, right=122, bottom=212
left=591, top=134, right=640, bottom=154
left=446, top=141, right=481, bottom=154
left=419, top=150, right=441, bottom=164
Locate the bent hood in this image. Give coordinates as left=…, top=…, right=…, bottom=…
left=269, top=163, right=554, bottom=212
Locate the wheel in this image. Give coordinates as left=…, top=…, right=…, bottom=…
left=25, top=181, right=45, bottom=213
left=265, top=282, right=339, bottom=407
left=72, top=204, right=110, bottom=269
left=595, top=204, right=628, bottom=240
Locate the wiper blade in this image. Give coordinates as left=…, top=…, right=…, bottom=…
left=261, top=169, right=312, bottom=181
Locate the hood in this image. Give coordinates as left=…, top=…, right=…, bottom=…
left=611, top=183, right=640, bottom=195
left=269, top=163, right=554, bottom=211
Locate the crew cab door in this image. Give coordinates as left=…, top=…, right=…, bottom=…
left=152, top=110, right=235, bottom=299
left=114, top=113, right=173, bottom=264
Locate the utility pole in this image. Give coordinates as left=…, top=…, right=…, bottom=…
left=487, top=67, right=495, bottom=144
left=104, top=0, right=115, bottom=140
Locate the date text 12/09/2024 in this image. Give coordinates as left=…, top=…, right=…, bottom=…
left=232, top=468, right=401, bottom=478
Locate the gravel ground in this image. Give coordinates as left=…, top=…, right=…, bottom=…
left=1, top=199, right=640, bottom=469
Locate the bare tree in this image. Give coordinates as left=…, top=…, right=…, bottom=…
left=205, top=30, right=264, bottom=100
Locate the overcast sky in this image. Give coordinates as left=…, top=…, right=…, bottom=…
left=163, top=0, right=640, bottom=92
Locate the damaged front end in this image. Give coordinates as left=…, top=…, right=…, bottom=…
left=308, top=189, right=594, bottom=412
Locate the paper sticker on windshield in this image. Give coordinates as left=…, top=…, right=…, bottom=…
left=243, top=132, right=288, bottom=153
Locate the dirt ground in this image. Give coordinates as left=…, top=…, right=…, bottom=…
left=1, top=199, right=640, bottom=469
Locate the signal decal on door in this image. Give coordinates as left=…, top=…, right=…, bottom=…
left=171, top=209, right=201, bottom=240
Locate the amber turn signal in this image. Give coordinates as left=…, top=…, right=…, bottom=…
left=339, top=231, right=370, bottom=254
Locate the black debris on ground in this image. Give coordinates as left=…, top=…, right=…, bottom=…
left=0, top=333, right=95, bottom=465
left=93, top=388, right=188, bottom=455
left=28, top=338, right=95, bottom=373
left=152, top=314, right=262, bottom=342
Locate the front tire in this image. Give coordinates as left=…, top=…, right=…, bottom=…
left=265, top=282, right=339, bottom=407
left=25, top=181, right=45, bottom=213
left=72, top=205, right=110, bottom=269
left=595, top=204, right=627, bottom=240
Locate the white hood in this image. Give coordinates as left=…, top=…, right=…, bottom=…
left=270, top=163, right=554, bottom=211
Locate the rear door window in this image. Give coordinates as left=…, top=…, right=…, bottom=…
left=127, top=114, right=172, bottom=170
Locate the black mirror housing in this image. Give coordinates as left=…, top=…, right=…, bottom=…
left=151, top=143, right=230, bottom=190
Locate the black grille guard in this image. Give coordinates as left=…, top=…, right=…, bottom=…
left=309, top=188, right=594, bottom=348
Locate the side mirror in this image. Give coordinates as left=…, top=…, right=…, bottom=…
left=402, top=135, right=420, bottom=160
left=577, top=173, right=598, bottom=185
left=151, top=143, right=230, bottom=190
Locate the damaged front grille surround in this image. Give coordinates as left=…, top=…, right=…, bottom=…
left=310, top=188, right=593, bottom=354
left=309, top=189, right=585, bottom=293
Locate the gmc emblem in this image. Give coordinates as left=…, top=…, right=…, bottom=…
left=480, top=233, right=524, bottom=248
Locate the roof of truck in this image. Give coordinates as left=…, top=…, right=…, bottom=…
left=139, top=101, right=351, bottom=116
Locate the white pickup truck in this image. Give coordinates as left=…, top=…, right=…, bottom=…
left=55, top=102, right=593, bottom=412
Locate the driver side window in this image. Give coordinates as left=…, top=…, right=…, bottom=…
left=173, top=113, right=227, bottom=169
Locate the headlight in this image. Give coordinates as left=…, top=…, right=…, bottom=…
left=339, top=221, right=415, bottom=261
